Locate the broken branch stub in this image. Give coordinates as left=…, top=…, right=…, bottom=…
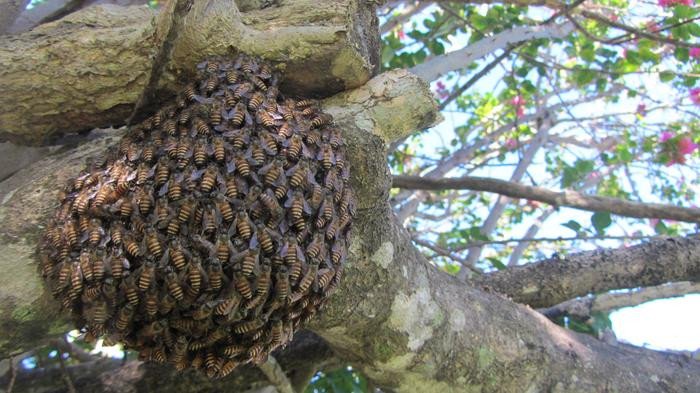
left=0, top=0, right=380, bottom=145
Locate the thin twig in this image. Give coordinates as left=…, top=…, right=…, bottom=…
left=6, top=356, right=16, bottom=393
left=57, top=346, right=77, bottom=393
left=258, top=356, right=296, bottom=393
left=412, top=237, right=481, bottom=274
left=579, top=10, right=698, bottom=49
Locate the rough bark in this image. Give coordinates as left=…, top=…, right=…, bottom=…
left=0, top=69, right=438, bottom=357
left=0, top=330, right=337, bottom=393
left=2, top=76, right=700, bottom=393
left=0, top=0, right=29, bottom=34
left=475, top=235, right=700, bottom=308
left=0, top=0, right=379, bottom=145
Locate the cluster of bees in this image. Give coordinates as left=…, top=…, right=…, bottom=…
left=38, top=55, right=355, bottom=378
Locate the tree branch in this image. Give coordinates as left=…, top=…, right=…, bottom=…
left=392, top=174, right=700, bottom=224
left=539, top=281, right=700, bottom=320
left=258, top=356, right=296, bottom=393
left=0, top=0, right=380, bottom=145
left=409, top=22, right=574, bottom=81
left=475, top=235, right=700, bottom=308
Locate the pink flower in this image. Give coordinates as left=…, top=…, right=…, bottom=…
left=636, top=103, right=646, bottom=116
left=610, top=14, right=619, bottom=22
left=659, top=0, right=693, bottom=6
left=510, top=96, right=525, bottom=106
left=690, top=47, right=700, bottom=59
left=649, top=218, right=660, bottom=228
left=515, top=106, right=525, bottom=118
left=677, top=137, right=698, bottom=155
left=397, top=29, right=407, bottom=41
left=504, top=138, right=518, bottom=150
left=586, top=171, right=601, bottom=181
left=646, top=21, right=660, bottom=32
left=690, top=88, right=700, bottom=105
left=660, top=131, right=674, bottom=142
left=436, top=81, right=446, bottom=90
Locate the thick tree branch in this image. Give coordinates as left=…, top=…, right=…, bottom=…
left=475, top=235, right=700, bottom=308
left=539, top=281, right=700, bottom=320
left=409, top=22, right=574, bottom=81
left=0, top=68, right=436, bottom=356
left=392, top=174, right=700, bottom=224
left=0, top=0, right=379, bottom=145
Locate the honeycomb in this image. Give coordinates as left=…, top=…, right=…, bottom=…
left=38, top=55, right=355, bottom=378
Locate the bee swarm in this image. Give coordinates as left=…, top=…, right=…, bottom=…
left=38, top=55, right=355, bottom=378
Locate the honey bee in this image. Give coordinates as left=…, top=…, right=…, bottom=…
left=256, top=260, right=271, bottom=296
left=317, top=268, right=335, bottom=290
left=278, top=122, right=293, bottom=139
left=230, top=103, right=247, bottom=127
left=286, top=190, right=310, bottom=221
left=138, top=261, right=156, bottom=290
left=123, top=275, right=140, bottom=306
left=255, top=224, right=279, bottom=255
left=259, top=188, right=282, bottom=217
left=285, top=134, right=308, bottom=161
left=203, top=75, right=218, bottom=93
left=233, top=271, right=253, bottom=300
left=155, top=198, right=170, bottom=223
left=234, top=210, right=253, bottom=240
left=136, top=187, right=154, bottom=215
left=115, top=303, right=135, bottom=331
left=193, top=139, right=208, bottom=167
left=145, top=228, right=163, bottom=259
left=306, top=233, right=325, bottom=259
left=310, top=113, right=332, bottom=128
left=171, top=336, right=189, bottom=371
left=205, top=351, right=222, bottom=378
left=258, top=158, right=284, bottom=187
left=79, top=251, right=93, bottom=282
left=295, top=259, right=319, bottom=295
left=155, top=158, right=170, bottom=187
left=238, top=245, right=259, bottom=276
left=250, top=75, right=267, bottom=91
left=187, top=257, right=203, bottom=293
left=212, top=137, right=225, bottom=162
left=234, top=154, right=251, bottom=177
left=193, top=301, right=215, bottom=320
left=110, top=253, right=127, bottom=280
left=194, top=118, right=211, bottom=136
left=117, top=196, right=133, bottom=218
left=169, top=239, right=188, bottom=271
left=207, top=261, right=223, bottom=292
left=178, top=195, right=196, bottom=223
left=184, top=84, right=197, bottom=102
left=316, top=194, right=333, bottom=228
left=159, top=293, right=176, bottom=315
left=206, top=60, right=219, bottom=73
left=274, top=267, right=290, bottom=303
left=232, top=318, right=264, bottom=334
left=296, top=99, right=313, bottom=109
left=123, top=234, right=142, bottom=258
left=248, top=140, right=266, bottom=166
left=225, top=69, right=239, bottom=84
left=258, top=110, right=275, bottom=128
left=73, top=190, right=91, bottom=215
left=87, top=219, right=104, bottom=247
left=177, top=136, right=193, bottom=161
left=144, top=287, right=159, bottom=318
left=163, top=119, right=178, bottom=136
left=317, top=142, right=335, bottom=171
left=200, top=166, right=218, bottom=193
left=286, top=160, right=311, bottom=188
left=93, top=183, right=116, bottom=209
left=248, top=92, right=265, bottom=112
left=164, top=269, right=184, bottom=301
left=233, top=82, right=252, bottom=100
left=110, top=222, right=125, bottom=245
left=331, top=240, right=347, bottom=266
left=92, top=250, right=105, bottom=281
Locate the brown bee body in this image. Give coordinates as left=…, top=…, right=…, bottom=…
left=138, top=261, right=156, bottom=290
left=39, top=55, right=353, bottom=378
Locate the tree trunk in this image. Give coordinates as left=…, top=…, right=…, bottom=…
left=0, top=1, right=699, bottom=392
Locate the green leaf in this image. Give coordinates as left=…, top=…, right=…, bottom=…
left=659, top=71, right=675, bottom=82
left=381, top=45, right=395, bottom=64
left=562, top=220, right=582, bottom=232
left=591, top=212, right=612, bottom=234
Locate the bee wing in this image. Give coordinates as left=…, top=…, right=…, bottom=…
left=158, top=182, right=169, bottom=197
